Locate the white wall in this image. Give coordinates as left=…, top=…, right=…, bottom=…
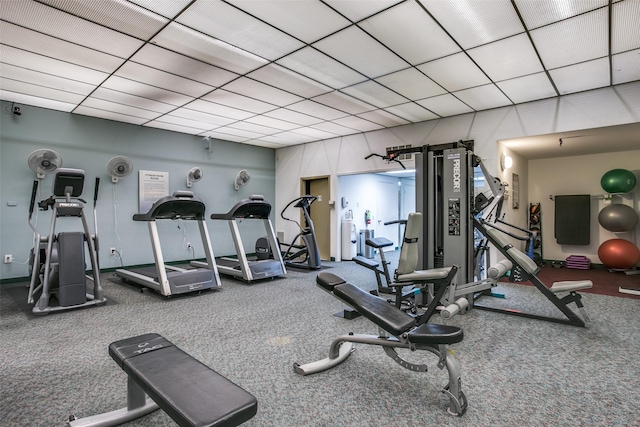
left=275, top=81, right=640, bottom=262
left=529, top=150, right=640, bottom=265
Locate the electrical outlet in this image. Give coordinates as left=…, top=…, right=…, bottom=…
left=186, top=242, right=192, bottom=250
left=110, top=247, right=116, bottom=255
left=4, top=254, right=13, bottom=264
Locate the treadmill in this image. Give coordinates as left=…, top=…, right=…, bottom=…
left=116, top=191, right=221, bottom=296
left=192, top=195, right=286, bottom=282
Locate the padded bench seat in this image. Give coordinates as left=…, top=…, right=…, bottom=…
left=352, top=256, right=379, bottom=269
left=365, top=237, right=394, bottom=249
left=333, top=282, right=415, bottom=336
left=550, top=280, right=593, bottom=293
left=110, top=333, right=257, bottom=427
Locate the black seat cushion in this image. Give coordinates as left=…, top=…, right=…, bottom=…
left=316, top=272, right=346, bottom=292
left=407, top=323, right=463, bottom=345
left=333, top=283, right=415, bottom=336
left=109, top=333, right=257, bottom=427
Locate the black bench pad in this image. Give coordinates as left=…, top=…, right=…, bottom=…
left=316, top=272, right=346, bottom=292
left=333, top=283, right=416, bottom=336
left=408, top=323, right=463, bottom=345
left=366, top=237, right=394, bottom=249
left=352, top=256, right=379, bottom=269
left=109, top=333, right=257, bottom=427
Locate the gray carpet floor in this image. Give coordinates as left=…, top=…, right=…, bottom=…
left=1, top=252, right=639, bottom=426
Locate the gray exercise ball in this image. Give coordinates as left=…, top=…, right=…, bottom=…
left=598, top=204, right=638, bottom=232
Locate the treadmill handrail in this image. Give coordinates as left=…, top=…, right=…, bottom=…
left=210, top=195, right=271, bottom=220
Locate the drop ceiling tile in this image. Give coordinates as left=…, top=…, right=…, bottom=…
left=286, top=100, right=349, bottom=121
left=152, top=23, right=267, bottom=74
left=177, top=1, right=304, bottom=60
left=276, top=47, right=367, bottom=89
left=74, top=105, right=149, bottom=125
left=0, top=89, right=75, bottom=112
left=0, top=79, right=86, bottom=104
left=38, top=0, right=168, bottom=40
left=268, top=131, right=317, bottom=144
left=356, top=109, right=409, bottom=127
left=144, top=120, right=206, bottom=134
left=186, top=99, right=256, bottom=120
left=376, top=68, right=446, bottom=100
left=531, top=9, right=608, bottom=69
left=201, top=89, right=276, bottom=114
left=468, top=34, right=543, bottom=82
left=515, top=0, right=608, bottom=29
left=81, top=97, right=160, bottom=120
left=0, top=0, right=143, bottom=57
left=116, top=62, right=214, bottom=98
left=130, top=45, right=238, bottom=88
left=0, top=63, right=95, bottom=96
left=227, top=121, right=280, bottom=135
left=332, top=115, right=384, bottom=132
left=0, top=22, right=124, bottom=73
left=102, top=76, right=193, bottom=106
left=127, top=0, right=192, bottom=19
left=417, top=53, right=491, bottom=92
left=358, top=1, right=460, bottom=65
left=309, top=121, right=359, bottom=136
left=549, top=58, right=610, bottom=95
left=167, top=108, right=236, bottom=127
left=341, top=80, right=407, bottom=108
left=0, top=45, right=109, bottom=85
left=324, top=0, right=403, bottom=22
left=496, top=73, right=557, bottom=104
left=416, top=93, right=474, bottom=117
left=612, top=49, right=640, bottom=85
left=612, top=0, right=640, bottom=54
left=454, top=84, right=513, bottom=110
left=246, top=115, right=300, bottom=131
left=288, top=127, right=337, bottom=140
left=246, top=64, right=333, bottom=99
left=313, top=26, right=408, bottom=78
left=312, top=91, right=375, bottom=115
left=384, top=103, right=440, bottom=122
left=418, top=0, right=524, bottom=49
left=228, top=0, right=350, bottom=43
left=223, top=77, right=303, bottom=107
left=211, top=126, right=265, bottom=139
left=265, top=108, right=324, bottom=126
left=91, top=87, right=176, bottom=113
left=155, top=111, right=226, bottom=133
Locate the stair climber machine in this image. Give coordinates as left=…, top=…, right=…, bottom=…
left=27, top=168, right=107, bottom=315
left=193, top=195, right=286, bottom=282
left=115, top=191, right=221, bottom=296
left=269, top=195, right=321, bottom=270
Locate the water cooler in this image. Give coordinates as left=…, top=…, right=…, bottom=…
left=341, top=211, right=357, bottom=260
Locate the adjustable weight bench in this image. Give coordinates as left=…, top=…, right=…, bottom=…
left=69, top=333, right=257, bottom=427
left=294, top=270, right=468, bottom=416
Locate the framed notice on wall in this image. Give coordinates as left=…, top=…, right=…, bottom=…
left=139, top=170, right=169, bottom=213
left=512, top=173, right=519, bottom=209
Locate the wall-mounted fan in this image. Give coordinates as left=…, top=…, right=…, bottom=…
left=27, top=149, right=63, bottom=178
left=107, top=156, right=133, bottom=183
left=187, top=167, right=203, bottom=188
left=234, top=169, right=251, bottom=191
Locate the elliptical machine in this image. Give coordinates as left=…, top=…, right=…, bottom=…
left=27, top=168, right=106, bottom=315
left=257, top=195, right=321, bottom=270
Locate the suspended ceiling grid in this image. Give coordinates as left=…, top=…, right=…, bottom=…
left=1, top=0, right=639, bottom=149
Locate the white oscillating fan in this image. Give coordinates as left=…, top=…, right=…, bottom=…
left=187, top=167, right=203, bottom=188
left=27, top=149, right=63, bottom=179
left=107, top=156, right=133, bottom=183
left=234, top=169, right=251, bottom=191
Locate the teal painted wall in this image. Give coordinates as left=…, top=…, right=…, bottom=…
left=0, top=102, right=275, bottom=280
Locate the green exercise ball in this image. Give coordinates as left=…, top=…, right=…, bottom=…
left=601, top=169, right=636, bottom=194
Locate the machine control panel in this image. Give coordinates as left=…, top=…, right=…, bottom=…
left=448, top=198, right=461, bottom=235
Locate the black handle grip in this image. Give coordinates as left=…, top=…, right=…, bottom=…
left=29, top=180, right=39, bottom=214
left=94, top=177, right=100, bottom=203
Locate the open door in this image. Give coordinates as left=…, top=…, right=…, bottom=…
left=303, top=177, right=330, bottom=260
